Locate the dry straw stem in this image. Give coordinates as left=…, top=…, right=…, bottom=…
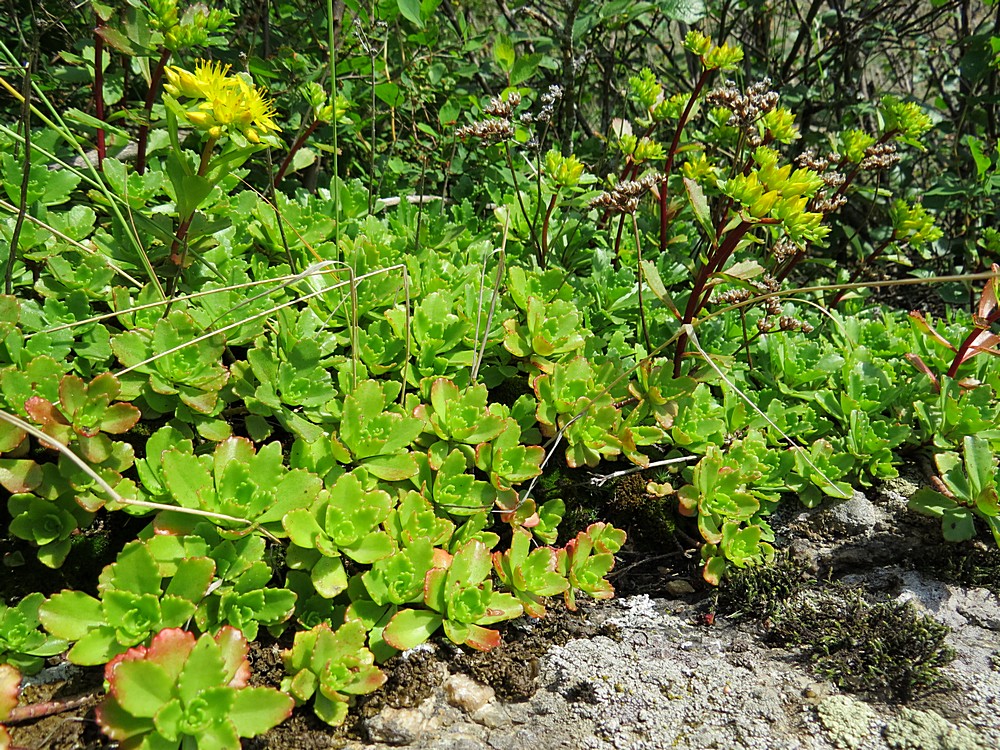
left=114, top=263, right=407, bottom=377
left=0, top=409, right=276, bottom=538
left=0, top=41, right=164, bottom=298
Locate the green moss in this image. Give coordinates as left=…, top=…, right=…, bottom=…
left=768, top=589, right=954, bottom=702
left=716, top=552, right=813, bottom=618
left=918, top=543, right=1000, bottom=598
left=717, top=556, right=954, bottom=703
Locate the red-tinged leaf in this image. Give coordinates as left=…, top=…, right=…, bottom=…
left=214, top=627, right=251, bottom=688
left=100, top=403, right=141, bottom=434
left=423, top=567, right=447, bottom=612
left=449, top=540, right=490, bottom=588
left=94, top=696, right=155, bottom=741
left=23, top=397, right=66, bottom=427
left=110, top=661, right=173, bottom=718
left=703, top=555, right=727, bottom=585
left=976, top=264, right=1000, bottom=321
left=461, top=623, right=502, bottom=652
left=85, top=372, right=121, bottom=400
left=96, top=25, right=135, bottom=55
left=143, top=628, right=197, bottom=683
left=908, top=311, right=956, bottom=351
left=0, top=664, right=20, bottom=720
left=0, top=459, right=42, bottom=493
left=904, top=353, right=939, bottom=390
left=382, top=608, right=442, bottom=651
left=229, top=687, right=294, bottom=737
left=962, top=330, right=1000, bottom=362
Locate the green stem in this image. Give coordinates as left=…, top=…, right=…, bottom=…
left=504, top=142, right=543, bottom=262
left=633, top=214, right=651, bottom=353
left=166, top=136, right=217, bottom=295
left=540, top=193, right=559, bottom=267
left=5, top=58, right=31, bottom=295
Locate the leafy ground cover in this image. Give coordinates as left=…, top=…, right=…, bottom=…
left=2, top=0, right=1000, bottom=746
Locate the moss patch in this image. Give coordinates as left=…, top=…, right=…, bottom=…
left=768, top=589, right=954, bottom=702
left=717, top=556, right=954, bottom=703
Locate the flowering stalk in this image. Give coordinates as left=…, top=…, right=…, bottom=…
left=93, top=15, right=106, bottom=169
left=136, top=48, right=172, bottom=175
left=673, top=219, right=759, bottom=377
left=660, top=68, right=712, bottom=253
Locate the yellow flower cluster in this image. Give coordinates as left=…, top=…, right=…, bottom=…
left=164, top=61, right=280, bottom=144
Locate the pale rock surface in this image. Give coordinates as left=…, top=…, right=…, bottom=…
left=345, top=483, right=1000, bottom=750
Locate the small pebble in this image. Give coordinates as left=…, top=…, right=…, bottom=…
left=444, top=673, right=495, bottom=714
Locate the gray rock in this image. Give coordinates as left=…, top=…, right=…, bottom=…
left=347, top=480, right=1000, bottom=750
left=365, top=700, right=443, bottom=745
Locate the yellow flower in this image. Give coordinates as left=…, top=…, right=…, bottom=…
left=164, top=60, right=231, bottom=99
left=163, top=60, right=280, bottom=144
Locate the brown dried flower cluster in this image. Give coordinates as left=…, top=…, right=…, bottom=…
left=483, top=91, right=521, bottom=118
left=713, top=275, right=781, bottom=310
left=457, top=92, right=522, bottom=144
left=456, top=118, right=515, bottom=144
left=796, top=148, right=847, bottom=213
left=757, top=314, right=813, bottom=334
left=590, top=174, right=660, bottom=214
left=861, top=142, right=901, bottom=171
left=770, top=237, right=799, bottom=262
left=520, top=85, right=562, bottom=125
left=706, top=78, right=780, bottom=130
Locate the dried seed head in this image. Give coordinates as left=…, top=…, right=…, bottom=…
left=456, top=119, right=515, bottom=143
left=591, top=174, right=660, bottom=214
left=777, top=315, right=813, bottom=333
left=751, top=274, right=781, bottom=294
left=705, top=78, right=779, bottom=129
left=810, top=192, right=848, bottom=213
left=770, top=238, right=798, bottom=262
left=484, top=92, right=520, bottom=118
left=795, top=148, right=830, bottom=172
left=715, top=288, right=752, bottom=305
left=860, top=142, right=900, bottom=171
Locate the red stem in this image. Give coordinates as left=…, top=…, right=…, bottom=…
left=7, top=695, right=93, bottom=723
left=136, top=47, right=172, bottom=175
left=946, top=307, right=1000, bottom=379
left=673, top=220, right=755, bottom=376
left=660, top=69, right=712, bottom=253
left=94, top=20, right=106, bottom=170
left=274, top=119, right=320, bottom=187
